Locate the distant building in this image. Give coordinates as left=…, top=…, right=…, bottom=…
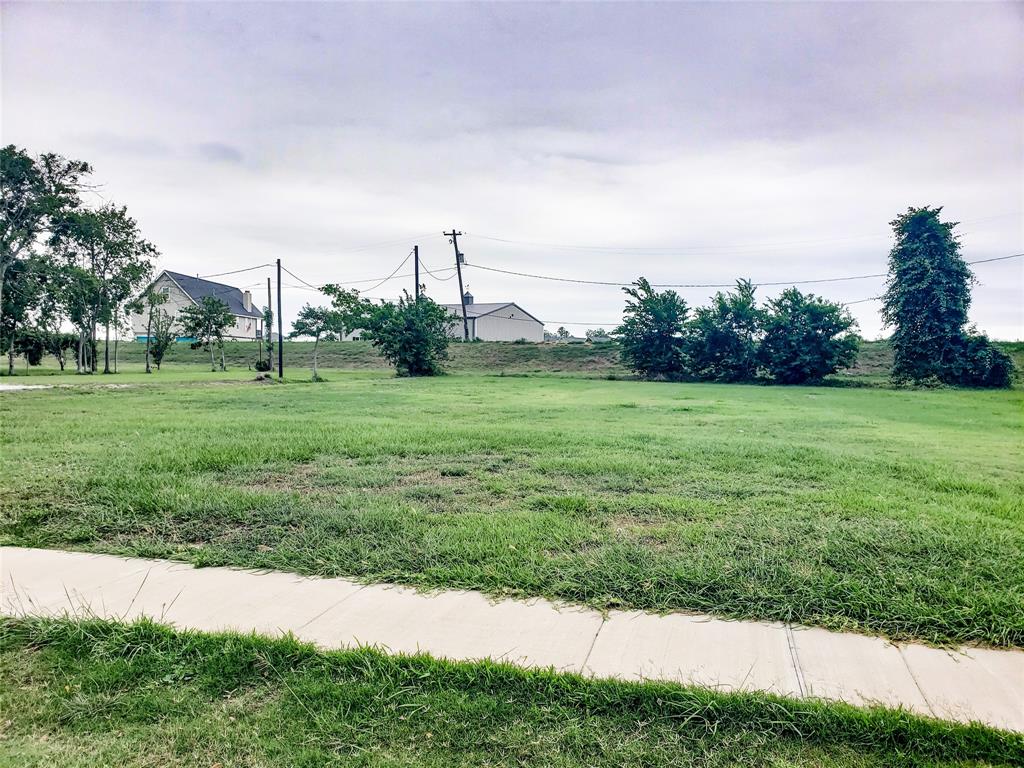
left=129, top=270, right=264, bottom=341
left=441, top=292, right=544, bottom=342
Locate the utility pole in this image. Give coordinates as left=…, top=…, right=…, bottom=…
left=266, top=277, right=273, bottom=371
left=444, top=230, right=469, bottom=341
left=414, top=244, right=420, bottom=300
left=276, top=259, right=284, bottom=379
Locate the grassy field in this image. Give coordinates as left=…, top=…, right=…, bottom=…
left=2, top=618, right=1020, bottom=767
left=2, top=369, right=1021, bottom=647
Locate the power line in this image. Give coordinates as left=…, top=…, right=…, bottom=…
left=464, top=253, right=1024, bottom=289
left=419, top=257, right=459, bottom=281
left=280, top=263, right=457, bottom=292
left=198, top=264, right=273, bottom=279
left=465, top=214, right=1021, bottom=255
left=361, top=249, right=416, bottom=294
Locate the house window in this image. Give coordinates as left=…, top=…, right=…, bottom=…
left=160, top=287, right=170, bottom=296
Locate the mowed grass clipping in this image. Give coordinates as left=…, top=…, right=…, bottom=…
left=2, top=618, right=1021, bottom=767
left=1, top=372, right=1022, bottom=647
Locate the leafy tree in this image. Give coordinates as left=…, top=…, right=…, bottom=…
left=359, top=292, right=450, bottom=377
left=758, top=288, right=859, bottom=384
left=149, top=308, right=176, bottom=371
left=178, top=296, right=234, bottom=372
left=585, top=328, right=610, bottom=341
left=614, top=278, right=687, bottom=379
left=556, top=326, right=570, bottom=339
left=881, top=207, right=971, bottom=384
left=0, top=257, right=43, bottom=374
left=44, top=331, right=78, bottom=371
left=132, top=289, right=172, bottom=373
left=1, top=146, right=90, bottom=330
left=684, top=279, right=762, bottom=382
left=52, top=205, right=155, bottom=373
left=290, top=303, right=345, bottom=380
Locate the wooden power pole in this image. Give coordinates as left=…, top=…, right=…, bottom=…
left=266, top=277, right=273, bottom=371
left=444, top=230, right=469, bottom=341
left=414, top=244, right=420, bottom=300
left=276, top=259, right=284, bottom=379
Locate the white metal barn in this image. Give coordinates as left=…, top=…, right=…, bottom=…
left=442, top=293, right=544, bottom=342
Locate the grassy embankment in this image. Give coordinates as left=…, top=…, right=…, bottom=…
left=2, top=373, right=1021, bottom=648
left=1, top=618, right=1020, bottom=767
left=8, top=339, right=1023, bottom=387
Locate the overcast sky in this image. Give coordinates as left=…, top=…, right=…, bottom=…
left=3, top=1, right=1022, bottom=338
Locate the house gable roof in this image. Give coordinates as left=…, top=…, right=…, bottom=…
left=440, top=302, right=542, bottom=324
left=161, top=270, right=262, bottom=318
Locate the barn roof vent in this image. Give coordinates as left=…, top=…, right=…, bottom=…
left=463, top=291, right=474, bottom=305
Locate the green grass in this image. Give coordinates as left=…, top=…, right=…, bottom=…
left=2, top=370, right=1022, bottom=648
left=6, top=338, right=1022, bottom=382
left=1, top=618, right=1020, bottom=767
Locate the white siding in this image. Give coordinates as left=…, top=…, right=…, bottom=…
left=473, top=310, right=542, bottom=342
left=128, top=273, right=261, bottom=341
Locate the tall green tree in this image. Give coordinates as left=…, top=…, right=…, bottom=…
left=614, top=278, right=687, bottom=379
left=52, top=205, right=156, bottom=373
left=758, top=288, right=859, bottom=384
left=178, top=296, right=235, bottom=372
left=684, top=279, right=762, bottom=382
left=0, top=258, right=43, bottom=374
left=1, top=146, right=90, bottom=330
left=290, top=303, right=345, bottom=380
left=881, top=207, right=973, bottom=384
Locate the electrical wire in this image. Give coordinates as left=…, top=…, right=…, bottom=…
left=419, top=257, right=459, bottom=282
left=359, top=249, right=415, bottom=294
left=465, top=214, right=1021, bottom=255
left=464, top=253, right=1024, bottom=290
left=198, top=264, right=273, bottom=279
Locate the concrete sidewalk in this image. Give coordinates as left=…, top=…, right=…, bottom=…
left=2, top=546, right=1021, bottom=733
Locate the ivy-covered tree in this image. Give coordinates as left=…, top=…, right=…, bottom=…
left=881, top=207, right=972, bottom=384
left=881, top=206, right=1012, bottom=387
left=758, top=288, right=859, bottom=384
left=178, top=296, right=234, bottom=372
left=683, top=279, right=762, bottom=382
left=614, top=277, right=687, bottom=379
left=290, top=303, right=345, bottom=380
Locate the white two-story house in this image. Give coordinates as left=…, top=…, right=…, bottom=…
left=130, top=270, right=264, bottom=341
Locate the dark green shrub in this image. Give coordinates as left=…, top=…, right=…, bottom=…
left=947, top=333, right=1014, bottom=388
left=758, top=288, right=859, bottom=384
left=363, top=292, right=450, bottom=377
left=683, top=279, right=762, bottom=382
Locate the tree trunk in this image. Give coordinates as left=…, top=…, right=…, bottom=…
left=220, top=343, right=226, bottom=372
left=313, top=336, right=319, bottom=379
left=90, top=320, right=97, bottom=373
left=7, top=324, right=14, bottom=376
left=209, top=340, right=216, bottom=372
left=145, top=305, right=153, bottom=374
left=103, top=321, right=111, bottom=373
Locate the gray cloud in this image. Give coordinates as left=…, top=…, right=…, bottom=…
left=2, top=1, right=1020, bottom=338
left=196, top=142, right=243, bottom=164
